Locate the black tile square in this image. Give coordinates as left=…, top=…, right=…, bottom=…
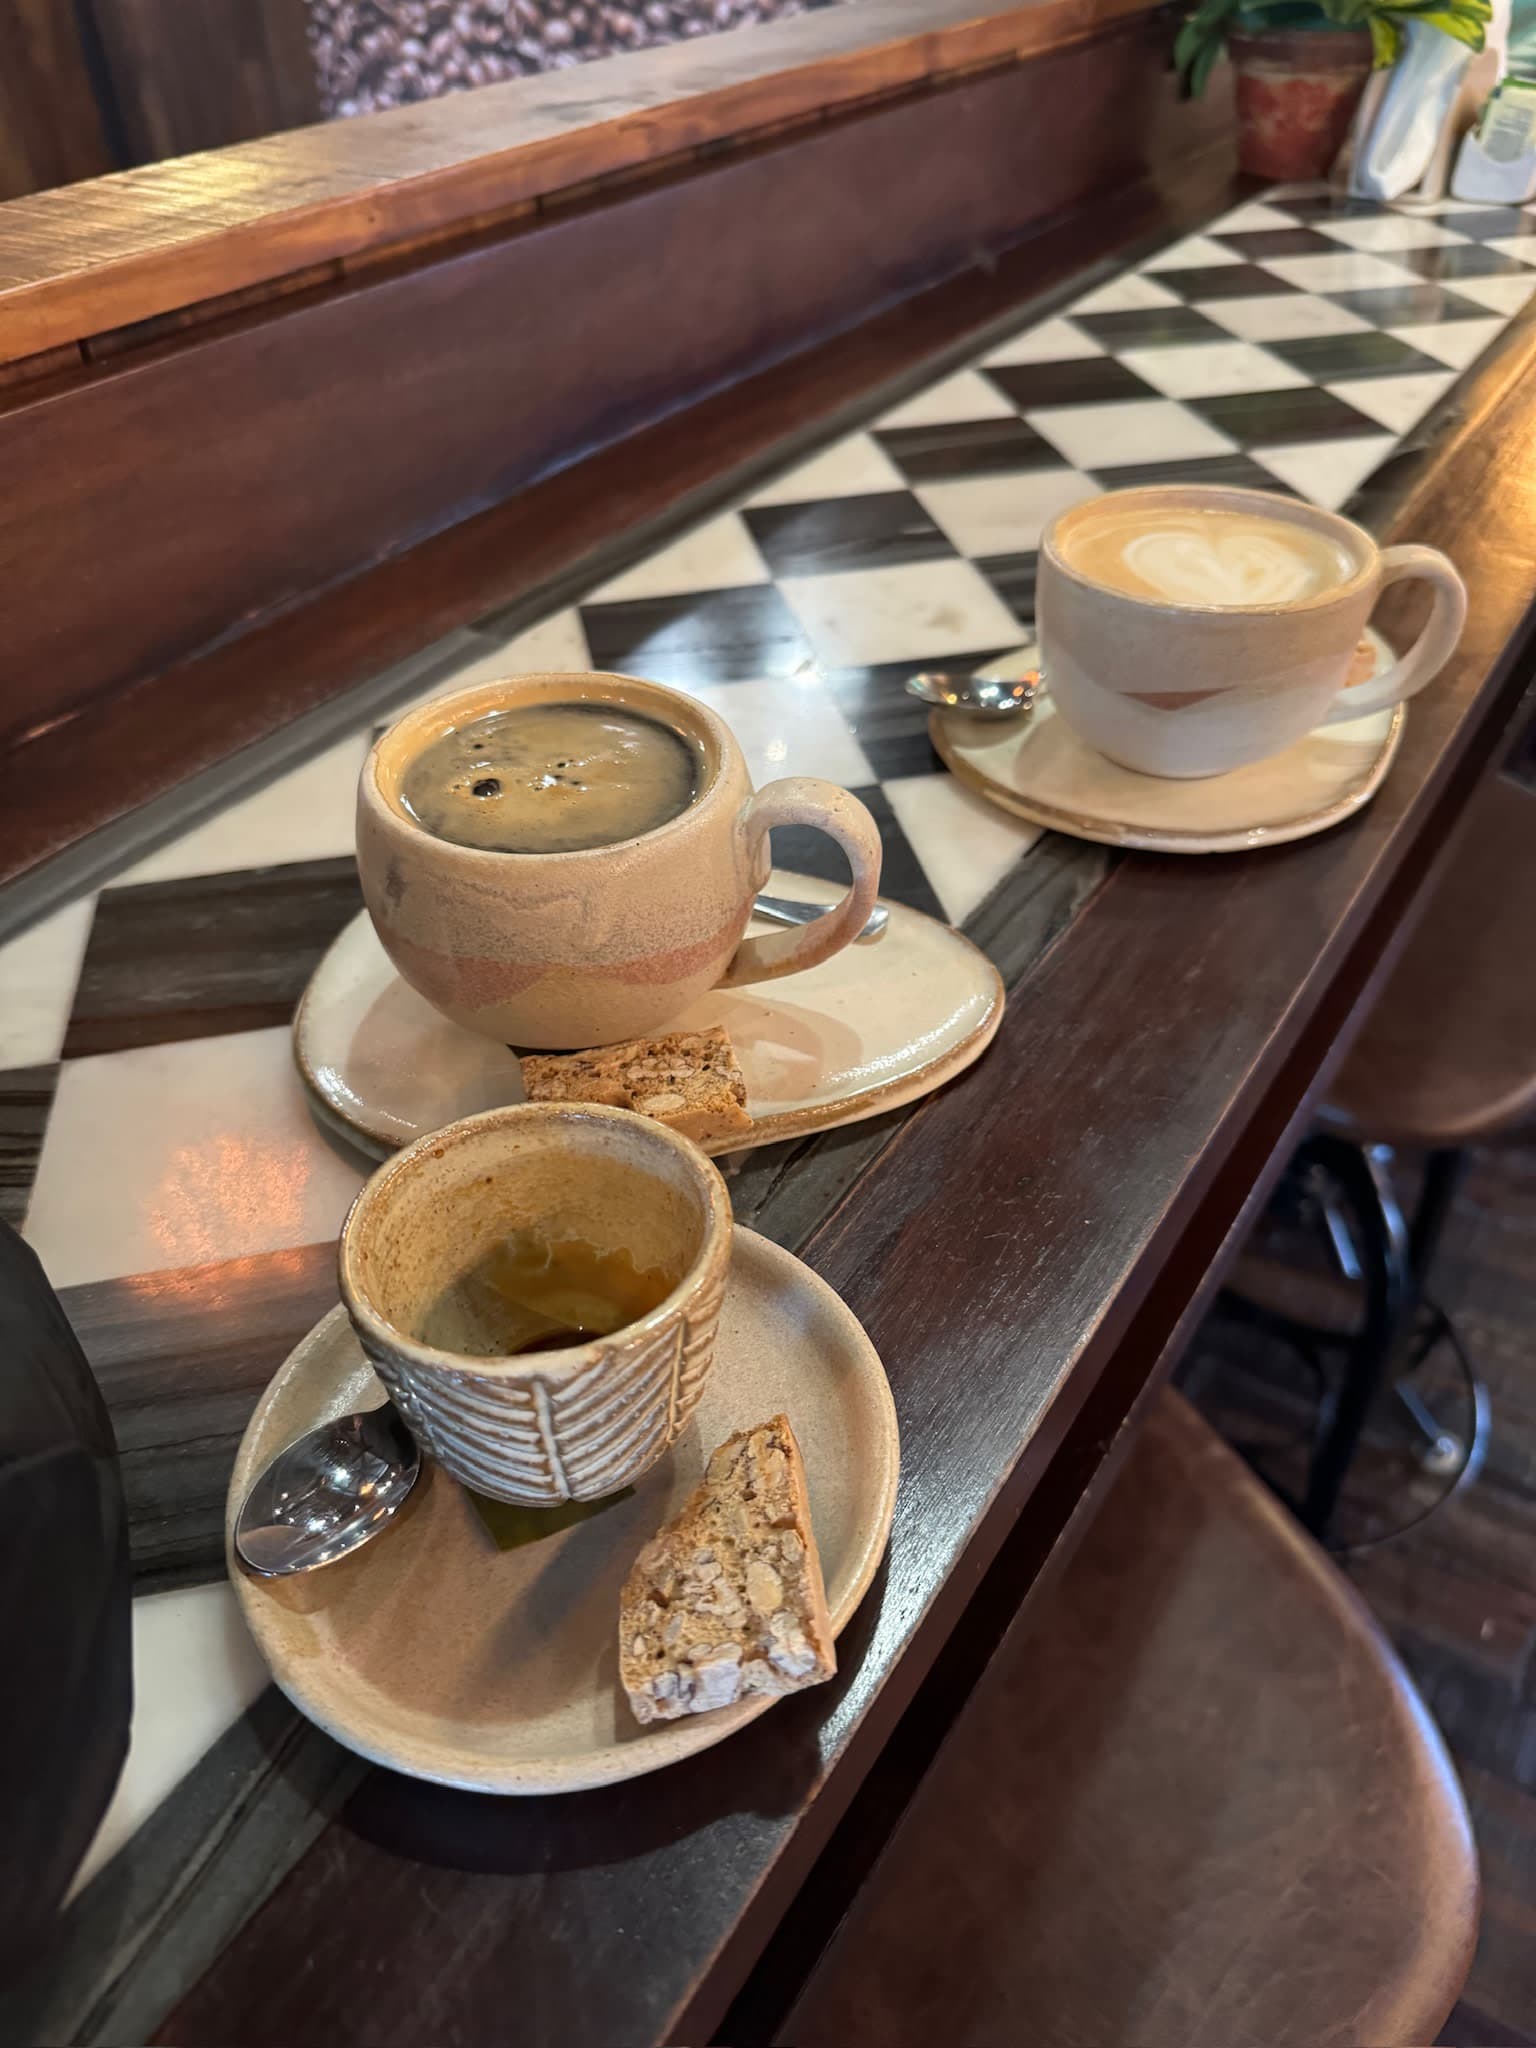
left=873, top=417, right=1065, bottom=484
left=1214, top=226, right=1343, bottom=260
left=1394, top=242, right=1531, bottom=281
left=1186, top=387, right=1380, bottom=447
left=742, top=492, right=953, bottom=577
left=983, top=358, right=1158, bottom=410
left=1280, top=195, right=1392, bottom=223
left=1153, top=263, right=1300, bottom=301
left=971, top=553, right=1039, bottom=623
left=1265, top=330, right=1449, bottom=381
left=579, top=584, right=815, bottom=684
left=1326, top=283, right=1492, bottom=326
left=1071, top=307, right=1231, bottom=349
left=772, top=783, right=946, bottom=922
left=1087, top=453, right=1295, bottom=495
left=0, top=1063, right=59, bottom=1230
left=819, top=650, right=1018, bottom=781
left=64, top=858, right=365, bottom=1060
left=1439, top=207, right=1536, bottom=241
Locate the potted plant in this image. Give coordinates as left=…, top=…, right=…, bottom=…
left=1176, top=0, right=1491, bottom=178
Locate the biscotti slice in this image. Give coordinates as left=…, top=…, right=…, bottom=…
left=520, top=1025, right=751, bottom=1146
left=620, top=1414, right=835, bottom=1725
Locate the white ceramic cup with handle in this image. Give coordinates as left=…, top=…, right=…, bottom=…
left=1036, top=485, right=1467, bottom=779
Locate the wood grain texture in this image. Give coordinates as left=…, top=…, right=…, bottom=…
left=0, top=0, right=1164, bottom=358
left=0, top=0, right=116, bottom=203
left=88, top=0, right=320, bottom=166
left=0, top=37, right=1225, bottom=773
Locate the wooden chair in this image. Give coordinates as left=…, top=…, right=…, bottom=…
left=780, top=1391, right=1479, bottom=2048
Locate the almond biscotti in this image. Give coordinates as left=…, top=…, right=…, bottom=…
left=520, top=1025, right=751, bottom=1146
left=619, top=1414, right=835, bottom=1724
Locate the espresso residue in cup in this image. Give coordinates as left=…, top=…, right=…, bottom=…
left=414, top=1229, right=679, bottom=1357
left=399, top=702, right=704, bottom=854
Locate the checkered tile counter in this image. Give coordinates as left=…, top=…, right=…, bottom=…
left=3, top=180, right=1534, bottom=1892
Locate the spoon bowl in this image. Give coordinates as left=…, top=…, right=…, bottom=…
left=234, top=1398, right=421, bottom=1577
left=905, top=665, right=1042, bottom=719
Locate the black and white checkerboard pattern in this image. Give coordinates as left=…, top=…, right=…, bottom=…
left=2, top=180, right=1534, bottom=1886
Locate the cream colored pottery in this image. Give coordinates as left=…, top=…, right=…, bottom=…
left=358, top=671, right=882, bottom=1049
left=228, top=1228, right=899, bottom=1793
left=293, top=872, right=1005, bottom=1160
left=934, top=635, right=1404, bottom=854
left=1037, top=485, right=1464, bottom=779
left=338, top=1103, right=731, bottom=1504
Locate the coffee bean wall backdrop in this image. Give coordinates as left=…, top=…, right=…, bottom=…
left=306, top=0, right=845, bottom=117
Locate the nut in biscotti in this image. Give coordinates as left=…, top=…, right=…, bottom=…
left=619, top=1414, right=835, bottom=1725
left=520, top=1025, right=751, bottom=1146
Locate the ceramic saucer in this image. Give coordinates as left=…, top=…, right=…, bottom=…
left=932, top=632, right=1404, bottom=854
left=294, top=869, right=1004, bottom=1159
left=227, top=1226, right=899, bottom=1793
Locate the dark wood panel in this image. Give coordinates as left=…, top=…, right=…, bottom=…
left=0, top=0, right=1160, bottom=356
left=0, top=23, right=1214, bottom=751
left=88, top=0, right=320, bottom=166
left=0, top=0, right=117, bottom=201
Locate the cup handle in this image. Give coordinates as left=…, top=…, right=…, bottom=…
left=1321, top=544, right=1467, bottom=725
left=717, top=779, right=883, bottom=987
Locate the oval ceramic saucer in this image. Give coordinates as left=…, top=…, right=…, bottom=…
left=932, top=632, right=1404, bottom=854
left=294, top=869, right=1004, bottom=1159
left=227, top=1226, right=898, bottom=1793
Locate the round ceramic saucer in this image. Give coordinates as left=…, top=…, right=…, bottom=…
left=227, top=1226, right=898, bottom=1793
left=932, top=632, right=1404, bottom=854
left=295, top=869, right=1004, bottom=1159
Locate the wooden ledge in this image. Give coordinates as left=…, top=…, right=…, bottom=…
left=0, top=0, right=1159, bottom=364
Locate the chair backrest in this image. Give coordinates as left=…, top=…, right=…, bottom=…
left=0, top=1221, right=132, bottom=1983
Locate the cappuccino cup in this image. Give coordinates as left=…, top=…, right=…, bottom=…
left=358, top=672, right=883, bottom=1049
left=1037, top=485, right=1467, bottom=779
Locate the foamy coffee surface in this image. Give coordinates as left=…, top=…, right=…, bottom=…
left=400, top=703, right=704, bottom=854
left=1062, top=504, right=1356, bottom=609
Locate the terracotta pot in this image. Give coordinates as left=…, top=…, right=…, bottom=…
left=1228, top=28, right=1374, bottom=181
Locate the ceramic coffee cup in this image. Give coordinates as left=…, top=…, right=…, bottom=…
left=358, top=671, right=883, bottom=1048
left=1036, top=485, right=1467, bottom=779
left=338, top=1102, right=732, bottom=1505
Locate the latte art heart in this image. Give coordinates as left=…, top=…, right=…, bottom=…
left=1122, top=528, right=1328, bottom=607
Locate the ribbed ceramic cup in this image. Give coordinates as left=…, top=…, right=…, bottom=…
left=338, top=1103, right=733, bottom=1505
left=358, top=671, right=883, bottom=1048
left=1037, top=485, right=1467, bottom=779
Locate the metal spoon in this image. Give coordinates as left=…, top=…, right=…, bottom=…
left=905, top=668, right=1042, bottom=719
left=234, top=1399, right=421, bottom=1577
left=754, top=891, right=889, bottom=940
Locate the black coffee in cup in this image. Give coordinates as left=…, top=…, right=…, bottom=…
left=400, top=703, right=704, bottom=855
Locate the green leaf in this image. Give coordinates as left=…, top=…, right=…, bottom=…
left=1189, top=32, right=1222, bottom=93
left=1368, top=12, right=1401, bottom=61
left=1408, top=3, right=1489, bottom=44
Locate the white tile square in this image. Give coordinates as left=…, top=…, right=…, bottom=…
left=1202, top=293, right=1371, bottom=343
left=1071, top=273, right=1181, bottom=315
left=1315, top=215, right=1465, bottom=252
left=70, top=1584, right=267, bottom=1897
left=1486, top=236, right=1536, bottom=266
left=675, top=674, right=874, bottom=790
left=882, top=774, right=1040, bottom=926
left=1026, top=398, right=1236, bottom=471
left=978, top=317, right=1105, bottom=367
left=1324, top=370, right=1455, bottom=433
left=0, top=897, right=95, bottom=1069
left=1143, top=235, right=1245, bottom=272
left=398, top=609, right=592, bottom=712
left=1262, top=251, right=1423, bottom=293
left=1120, top=339, right=1308, bottom=399
left=586, top=512, right=769, bottom=604
left=1383, top=316, right=1507, bottom=368
left=120, top=734, right=372, bottom=887
left=1254, top=435, right=1398, bottom=511
left=24, top=1025, right=366, bottom=1288
left=747, top=433, right=905, bottom=508
left=778, top=560, right=1023, bottom=668
left=1447, top=271, right=1536, bottom=314
left=913, top=468, right=1098, bottom=559
left=877, top=370, right=1018, bottom=429
left=1210, top=200, right=1304, bottom=233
